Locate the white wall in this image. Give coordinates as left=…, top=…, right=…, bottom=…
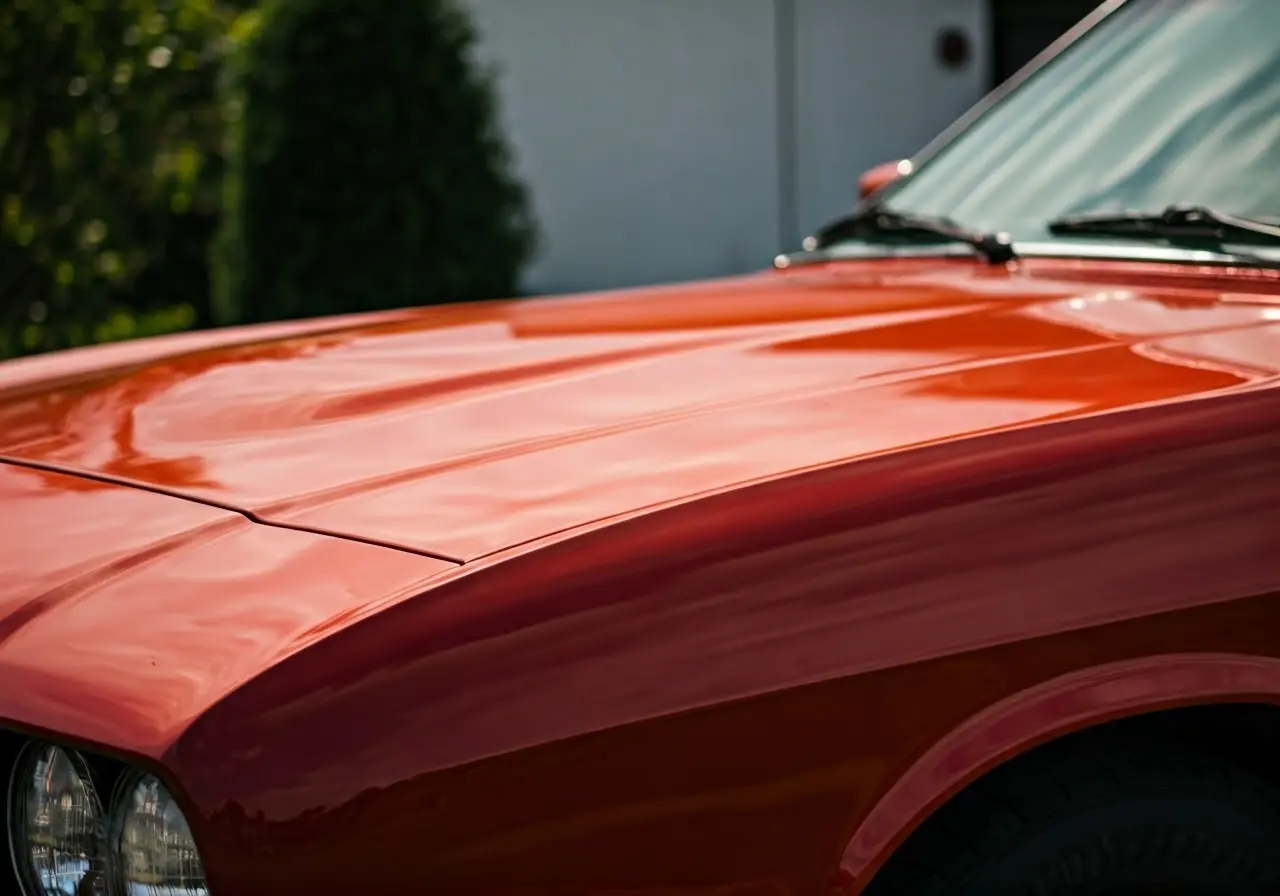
left=465, top=0, right=780, bottom=294
left=463, top=0, right=989, bottom=295
left=793, top=0, right=989, bottom=239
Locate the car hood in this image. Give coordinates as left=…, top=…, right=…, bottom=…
left=0, top=462, right=455, bottom=754
left=2, top=258, right=1278, bottom=561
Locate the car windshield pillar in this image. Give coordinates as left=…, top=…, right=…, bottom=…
left=865, top=0, right=1280, bottom=254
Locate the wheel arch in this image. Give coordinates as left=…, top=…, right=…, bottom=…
left=839, top=651, right=1280, bottom=894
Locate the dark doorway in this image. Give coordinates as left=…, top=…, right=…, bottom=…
left=990, top=0, right=1103, bottom=88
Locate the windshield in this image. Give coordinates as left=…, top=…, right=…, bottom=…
left=873, top=0, right=1280, bottom=251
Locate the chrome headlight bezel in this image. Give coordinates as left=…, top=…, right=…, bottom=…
left=5, top=739, right=208, bottom=896
left=108, top=768, right=208, bottom=895
left=6, top=740, right=110, bottom=896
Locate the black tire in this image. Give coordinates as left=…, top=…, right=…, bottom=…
left=865, top=735, right=1280, bottom=896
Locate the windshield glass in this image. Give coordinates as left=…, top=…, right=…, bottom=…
left=874, top=0, right=1280, bottom=249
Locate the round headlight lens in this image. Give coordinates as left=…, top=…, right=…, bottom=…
left=115, top=773, right=207, bottom=895
left=7, top=742, right=108, bottom=896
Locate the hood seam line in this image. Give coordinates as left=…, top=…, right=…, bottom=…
left=0, top=455, right=466, bottom=565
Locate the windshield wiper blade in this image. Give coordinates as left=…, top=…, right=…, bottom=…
left=810, top=203, right=1017, bottom=265
left=1048, top=204, right=1280, bottom=244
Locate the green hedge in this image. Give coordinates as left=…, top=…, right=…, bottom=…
left=0, top=0, right=236, bottom=359
left=1, top=0, right=537, bottom=362
left=213, top=0, right=538, bottom=326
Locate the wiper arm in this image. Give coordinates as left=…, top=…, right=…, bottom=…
left=809, top=202, right=1017, bottom=265
left=1048, top=204, right=1280, bottom=244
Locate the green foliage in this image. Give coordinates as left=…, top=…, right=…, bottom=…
left=214, top=0, right=537, bottom=325
left=0, top=0, right=237, bottom=360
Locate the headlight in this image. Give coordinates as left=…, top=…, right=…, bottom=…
left=114, top=772, right=207, bottom=895
left=7, top=742, right=108, bottom=896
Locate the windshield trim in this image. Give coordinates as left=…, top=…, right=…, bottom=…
left=1015, top=241, right=1280, bottom=265
left=775, top=240, right=1280, bottom=270
left=865, top=0, right=1132, bottom=212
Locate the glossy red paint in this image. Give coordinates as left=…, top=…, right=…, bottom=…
left=0, top=462, right=455, bottom=755
left=856, top=160, right=908, bottom=199
left=0, top=256, right=1278, bottom=896
left=3, top=258, right=1278, bottom=562
left=840, top=653, right=1280, bottom=884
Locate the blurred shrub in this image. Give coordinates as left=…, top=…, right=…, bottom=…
left=214, top=0, right=537, bottom=325
left=0, top=0, right=238, bottom=359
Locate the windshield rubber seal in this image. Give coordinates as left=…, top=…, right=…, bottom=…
left=774, top=240, right=1280, bottom=271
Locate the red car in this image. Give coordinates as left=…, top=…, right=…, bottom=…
left=3, top=1, right=1280, bottom=894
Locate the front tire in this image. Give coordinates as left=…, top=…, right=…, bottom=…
left=865, top=735, right=1280, bottom=895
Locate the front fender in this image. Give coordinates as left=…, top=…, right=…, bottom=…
left=840, top=651, right=1280, bottom=891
